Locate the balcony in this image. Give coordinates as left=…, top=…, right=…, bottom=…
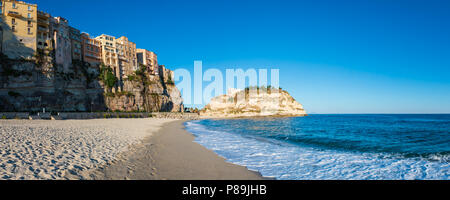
left=37, top=20, right=49, bottom=26
left=38, top=26, right=49, bottom=32
left=8, top=11, right=21, bottom=17
left=37, top=11, right=50, bottom=19
left=88, top=55, right=101, bottom=60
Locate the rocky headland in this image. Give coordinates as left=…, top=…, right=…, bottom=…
left=200, top=87, right=307, bottom=118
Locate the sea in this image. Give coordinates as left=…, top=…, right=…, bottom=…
left=185, top=114, right=450, bottom=180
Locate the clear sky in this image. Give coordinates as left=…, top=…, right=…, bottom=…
left=32, top=0, right=450, bottom=113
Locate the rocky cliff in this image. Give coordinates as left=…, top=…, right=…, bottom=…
left=0, top=54, right=183, bottom=112
left=104, top=71, right=183, bottom=112
left=201, top=87, right=306, bottom=118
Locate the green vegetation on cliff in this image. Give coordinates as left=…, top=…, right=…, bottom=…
left=99, top=64, right=118, bottom=89
left=166, top=74, right=175, bottom=85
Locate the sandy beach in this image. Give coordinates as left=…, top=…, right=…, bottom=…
left=91, top=120, right=263, bottom=180
left=0, top=118, right=262, bottom=180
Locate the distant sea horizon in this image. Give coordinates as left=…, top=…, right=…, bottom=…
left=185, top=114, right=450, bottom=180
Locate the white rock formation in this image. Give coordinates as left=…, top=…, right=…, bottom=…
left=201, top=88, right=307, bottom=118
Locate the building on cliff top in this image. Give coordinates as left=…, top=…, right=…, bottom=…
left=51, top=16, right=72, bottom=72
left=81, top=32, right=101, bottom=67
left=0, top=0, right=173, bottom=87
left=36, top=10, right=52, bottom=53
left=136, top=48, right=158, bottom=75
left=0, top=0, right=38, bottom=59
left=116, top=36, right=138, bottom=77
left=158, top=65, right=174, bottom=84
left=95, top=34, right=140, bottom=92
left=69, top=26, right=82, bottom=61
left=95, top=34, right=123, bottom=91
left=0, top=0, right=54, bottom=59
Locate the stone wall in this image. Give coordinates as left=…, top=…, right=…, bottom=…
left=0, top=112, right=200, bottom=120
left=151, top=112, right=199, bottom=120
left=0, top=112, right=29, bottom=119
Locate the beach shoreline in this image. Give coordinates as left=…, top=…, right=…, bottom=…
left=91, top=120, right=264, bottom=180
left=0, top=118, right=263, bottom=180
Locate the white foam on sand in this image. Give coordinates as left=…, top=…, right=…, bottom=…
left=0, top=118, right=175, bottom=180
left=186, top=121, right=450, bottom=180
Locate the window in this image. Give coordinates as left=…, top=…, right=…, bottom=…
left=28, top=20, right=31, bottom=26
left=12, top=26, right=16, bottom=32
left=28, top=28, right=31, bottom=34
left=28, top=13, right=31, bottom=19
left=12, top=3, right=16, bottom=8
left=12, top=18, right=15, bottom=24
left=28, top=6, right=31, bottom=11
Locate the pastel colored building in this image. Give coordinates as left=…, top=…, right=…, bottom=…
left=158, top=65, right=174, bottom=83
left=51, top=16, right=72, bottom=72
left=81, top=32, right=101, bottom=66
left=96, top=34, right=120, bottom=77
left=36, top=10, right=51, bottom=52
left=96, top=34, right=140, bottom=91
left=0, top=0, right=162, bottom=89
left=116, top=36, right=137, bottom=77
left=0, top=0, right=37, bottom=59
left=69, top=26, right=81, bottom=61
left=136, top=48, right=158, bottom=75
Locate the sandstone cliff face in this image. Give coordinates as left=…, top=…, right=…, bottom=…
left=0, top=55, right=183, bottom=112
left=104, top=74, right=184, bottom=112
left=0, top=56, right=105, bottom=112
left=201, top=88, right=306, bottom=118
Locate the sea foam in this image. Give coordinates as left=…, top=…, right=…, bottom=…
left=185, top=120, right=450, bottom=180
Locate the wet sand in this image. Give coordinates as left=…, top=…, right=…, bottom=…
left=91, top=120, right=264, bottom=180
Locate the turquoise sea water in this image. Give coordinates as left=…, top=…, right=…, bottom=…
left=185, top=114, right=450, bottom=180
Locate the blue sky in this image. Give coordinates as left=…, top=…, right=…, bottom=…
left=32, top=0, right=450, bottom=113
